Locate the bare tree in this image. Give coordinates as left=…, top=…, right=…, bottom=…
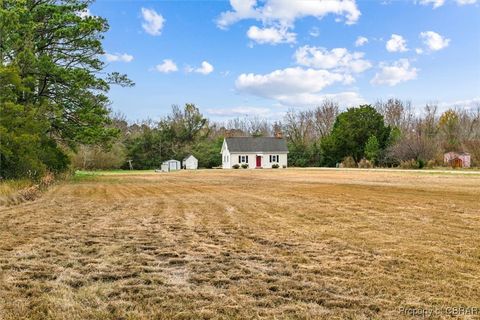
left=312, top=100, right=339, bottom=139
left=283, top=109, right=313, bottom=146
left=375, top=98, right=414, bottom=130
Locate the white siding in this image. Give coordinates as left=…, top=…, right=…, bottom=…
left=183, top=156, right=198, bottom=169
left=228, top=153, right=287, bottom=169
left=221, top=138, right=288, bottom=169
left=221, top=139, right=233, bottom=169
left=161, top=160, right=181, bottom=172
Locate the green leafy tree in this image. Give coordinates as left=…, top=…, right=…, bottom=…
left=157, top=104, right=209, bottom=158
left=122, top=104, right=210, bottom=169
left=287, top=141, right=321, bottom=167
left=0, top=0, right=132, bottom=179
left=364, top=135, right=380, bottom=164
left=123, top=125, right=163, bottom=170
left=321, top=105, right=391, bottom=166
left=191, top=136, right=223, bottom=168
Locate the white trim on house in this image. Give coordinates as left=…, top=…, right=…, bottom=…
left=220, top=137, right=288, bottom=169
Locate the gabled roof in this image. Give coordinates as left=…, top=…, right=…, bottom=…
left=225, top=137, right=288, bottom=153
left=183, top=154, right=197, bottom=161
left=445, top=151, right=470, bottom=156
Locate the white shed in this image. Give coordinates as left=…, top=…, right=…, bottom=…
left=182, top=155, right=198, bottom=170
left=161, top=159, right=181, bottom=172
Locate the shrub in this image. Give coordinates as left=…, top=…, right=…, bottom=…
left=241, top=163, right=249, bottom=169
left=272, top=164, right=279, bottom=169
left=358, top=158, right=373, bottom=168
left=341, top=156, right=357, bottom=168
left=417, top=159, right=425, bottom=169
left=426, top=159, right=436, bottom=169
left=232, top=164, right=240, bottom=169
left=399, top=159, right=420, bottom=169
left=39, top=172, right=55, bottom=190
left=282, top=165, right=287, bottom=168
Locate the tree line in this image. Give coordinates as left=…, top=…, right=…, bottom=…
left=72, top=100, right=480, bottom=170
left=2, top=1, right=479, bottom=181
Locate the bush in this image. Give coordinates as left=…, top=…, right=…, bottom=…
left=272, top=164, right=279, bottom=169
left=341, top=156, right=357, bottom=168
left=241, top=163, right=248, bottom=169
left=232, top=164, right=240, bottom=169
left=358, top=158, right=373, bottom=168
left=426, top=159, right=436, bottom=169
left=282, top=165, right=287, bottom=168
left=417, top=159, right=425, bottom=169
left=399, top=159, right=421, bottom=169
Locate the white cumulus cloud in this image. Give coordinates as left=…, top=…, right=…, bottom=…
left=420, top=31, right=450, bottom=51
left=155, top=59, right=178, bottom=73
left=217, top=0, right=360, bottom=46
left=371, top=59, right=418, bottom=86
left=217, top=0, right=361, bottom=28
left=386, top=34, right=408, bottom=52
left=236, top=67, right=352, bottom=97
left=456, top=0, right=477, bottom=4
left=247, top=26, right=296, bottom=44
left=276, top=92, right=366, bottom=107
left=355, top=36, right=368, bottom=47
left=141, top=8, right=165, bottom=36
left=104, top=52, right=134, bottom=63
left=235, top=67, right=360, bottom=106
left=418, top=0, right=477, bottom=6
left=294, top=46, right=372, bottom=73
left=207, top=106, right=272, bottom=117
left=418, top=0, right=445, bottom=8
left=187, top=61, right=214, bottom=75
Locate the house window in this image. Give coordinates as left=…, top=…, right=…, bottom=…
left=238, top=155, right=248, bottom=163
left=270, top=155, right=279, bottom=163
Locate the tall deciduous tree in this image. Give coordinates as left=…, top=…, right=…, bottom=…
left=439, top=109, right=461, bottom=151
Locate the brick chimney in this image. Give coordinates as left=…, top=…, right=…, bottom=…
left=274, top=131, right=283, bottom=139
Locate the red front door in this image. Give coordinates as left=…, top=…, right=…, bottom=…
left=256, top=156, right=261, bottom=168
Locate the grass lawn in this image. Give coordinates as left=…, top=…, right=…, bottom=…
left=0, top=169, right=479, bottom=319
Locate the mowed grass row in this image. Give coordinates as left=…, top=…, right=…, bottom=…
left=0, top=169, right=479, bottom=319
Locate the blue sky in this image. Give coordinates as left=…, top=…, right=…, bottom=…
left=88, top=0, right=480, bottom=121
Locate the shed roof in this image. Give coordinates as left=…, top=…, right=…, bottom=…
left=225, top=137, right=288, bottom=153
left=183, top=154, right=197, bottom=161
left=444, top=151, right=471, bottom=156
left=162, top=159, right=180, bottom=164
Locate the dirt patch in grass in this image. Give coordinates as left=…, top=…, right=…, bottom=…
left=0, top=169, right=479, bottom=319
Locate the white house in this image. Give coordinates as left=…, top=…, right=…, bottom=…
left=161, top=159, right=181, bottom=172
left=221, top=136, right=288, bottom=169
left=182, top=155, right=198, bottom=170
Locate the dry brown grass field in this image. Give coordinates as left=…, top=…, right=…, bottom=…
left=0, top=169, right=479, bottom=319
